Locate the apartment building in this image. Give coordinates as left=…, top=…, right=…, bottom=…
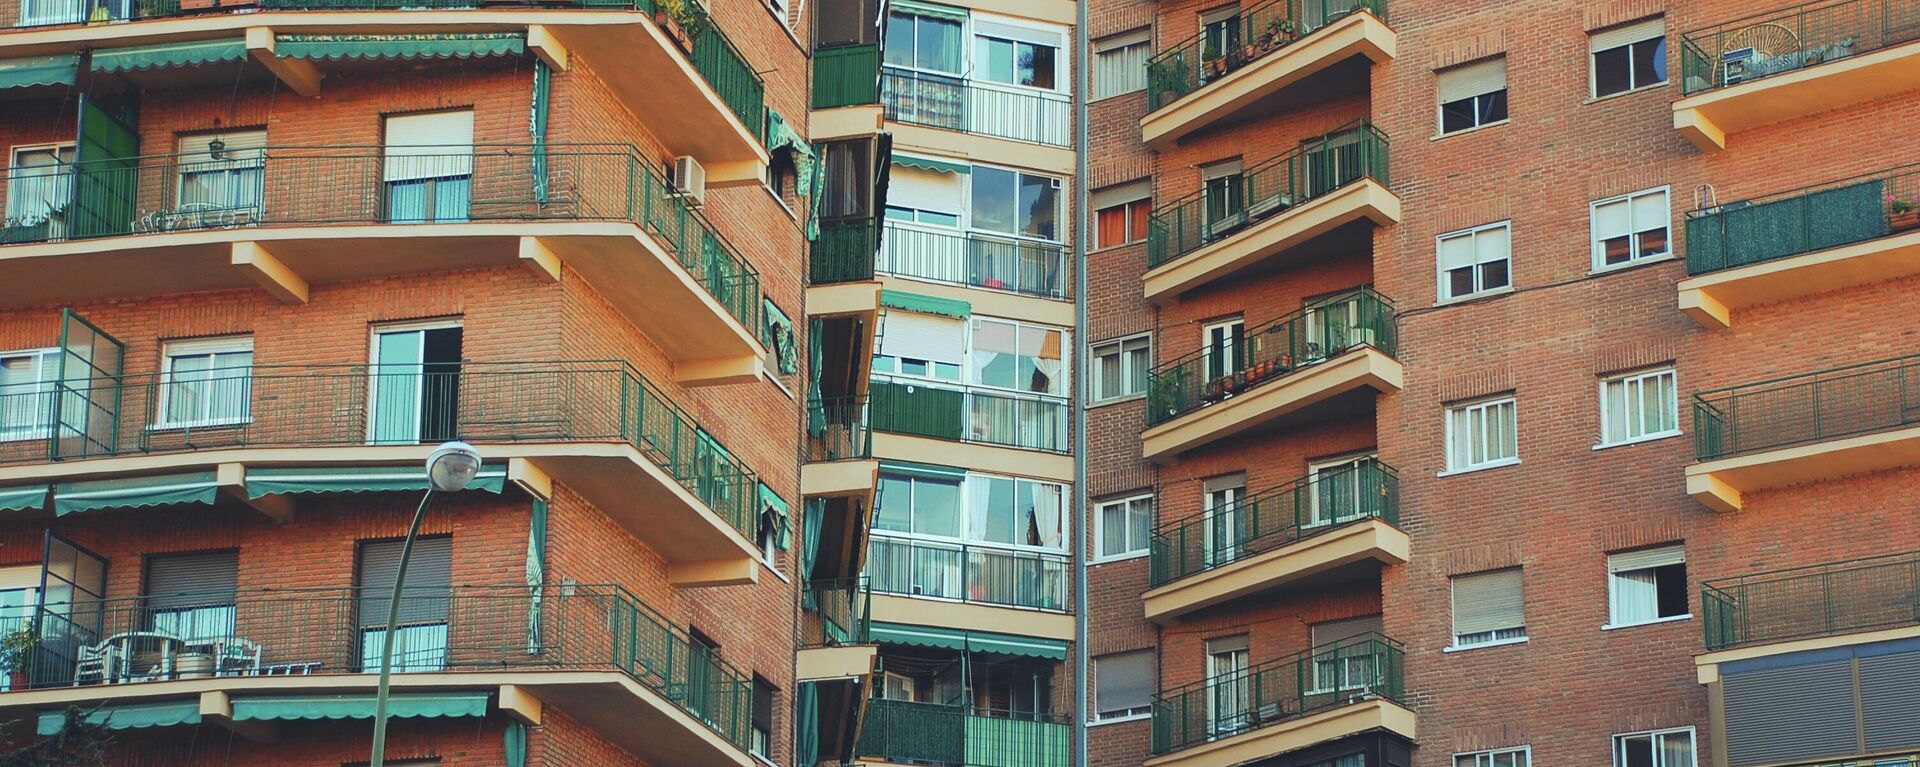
left=0, top=0, right=884, bottom=763
left=1084, top=3, right=1920, bottom=767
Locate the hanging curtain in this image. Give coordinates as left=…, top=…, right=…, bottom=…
left=505, top=719, right=528, bottom=767
left=807, top=318, right=827, bottom=437
left=802, top=498, right=826, bottom=610
left=1030, top=483, right=1062, bottom=549
left=525, top=499, right=548, bottom=653
left=794, top=682, right=820, bottom=767
left=530, top=60, right=551, bottom=205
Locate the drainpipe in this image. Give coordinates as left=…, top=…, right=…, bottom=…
left=1072, top=0, right=1091, bottom=764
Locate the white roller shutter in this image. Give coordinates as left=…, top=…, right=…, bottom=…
left=1591, top=17, right=1664, bottom=53
left=1452, top=568, right=1524, bottom=636
left=1608, top=544, right=1684, bottom=573
left=888, top=166, right=965, bottom=214
left=973, top=17, right=1063, bottom=48
left=384, top=110, right=475, bottom=182
left=881, top=312, right=965, bottom=365
left=1312, top=614, right=1384, bottom=646
left=177, top=129, right=266, bottom=161
left=1437, top=57, right=1507, bottom=103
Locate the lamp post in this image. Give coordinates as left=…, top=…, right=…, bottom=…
left=370, top=441, right=482, bottom=767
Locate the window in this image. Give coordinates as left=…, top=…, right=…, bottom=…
left=1608, top=545, right=1688, bottom=627
left=0, top=566, right=37, bottom=691
left=970, top=318, right=1067, bottom=395
left=1309, top=615, right=1383, bottom=693
left=1092, top=29, right=1150, bottom=98
left=384, top=111, right=474, bottom=224
left=1436, top=57, right=1508, bottom=135
left=1201, top=474, right=1245, bottom=567
left=0, top=348, right=57, bottom=441
left=1456, top=746, right=1531, bottom=767
left=1200, top=159, right=1246, bottom=239
left=975, top=27, right=1058, bottom=89
left=1205, top=635, right=1250, bottom=735
left=145, top=550, right=239, bottom=643
left=1591, top=18, right=1666, bottom=97
left=157, top=337, right=254, bottom=429
left=358, top=536, right=452, bottom=672
left=1436, top=222, right=1511, bottom=301
left=822, top=139, right=876, bottom=219
left=751, top=676, right=776, bottom=759
left=972, top=166, right=1060, bottom=240
left=968, top=474, right=1066, bottom=548
left=1095, top=494, right=1152, bottom=560
left=1446, top=395, right=1517, bottom=472
left=873, top=311, right=965, bottom=382
left=885, top=10, right=963, bottom=74
left=1203, top=318, right=1244, bottom=381
left=1306, top=454, right=1377, bottom=527
left=6, top=144, right=74, bottom=230
left=875, top=472, right=964, bottom=538
left=884, top=162, right=963, bottom=228
left=1614, top=728, right=1695, bottom=767
left=816, top=0, right=880, bottom=46
left=1591, top=188, right=1670, bottom=269
left=176, top=130, right=265, bottom=223
left=1451, top=568, right=1525, bottom=648
left=1093, top=650, right=1153, bottom=721
left=369, top=322, right=463, bottom=445
left=1091, top=334, right=1150, bottom=403
left=1095, top=199, right=1151, bottom=249
left=1599, top=367, right=1678, bottom=446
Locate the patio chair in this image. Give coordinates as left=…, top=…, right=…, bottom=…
left=214, top=638, right=262, bottom=677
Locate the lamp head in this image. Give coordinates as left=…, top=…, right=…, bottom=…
left=426, top=441, right=482, bottom=492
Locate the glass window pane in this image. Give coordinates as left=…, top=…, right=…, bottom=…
left=1441, top=99, right=1476, bottom=133
left=1594, top=46, right=1632, bottom=96
left=1621, top=735, right=1654, bottom=767
left=1097, top=207, right=1126, bottom=248
left=1481, top=90, right=1509, bottom=123
left=1637, top=227, right=1668, bottom=257
left=1100, top=504, right=1125, bottom=556
left=1635, top=38, right=1667, bottom=86
left=1024, top=43, right=1056, bottom=89
left=1097, top=349, right=1121, bottom=400
left=1658, top=733, right=1692, bottom=767
left=921, top=18, right=962, bottom=72
left=1019, top=174, right=1057, bottom=240
left=972, top=167, right=1016, bottom=234
left=876, top=476, right=912, bottom=532
left=915, top=478, right=962, bottom=537
left=978, top=38, right=1013, bottom=83
left=1479, top=259, right=1509, bottom=290
left=884, top=14, right=914, bottom=66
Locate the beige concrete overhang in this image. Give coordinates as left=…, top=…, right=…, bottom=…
left=0, top=13, right=767, bottom=179
left=876, top=275, right=1073, bottom=327
left=1140, top=12, right=1395, bottom=150
left=1686, top=423, right=1920, bottom=513
left=1142, top=699, right=1416, bottom=767
left=887, top=122, right=1076, bottom=176
left=0, top=443, right=762, bottom=586
left=1143, top=180, right=1400, bottom=304
left=0, top=223, right=765, bottom=386
left=1678, top=229, right=1920, bottom=328
left=797, top=644, right=879, bottom=682
left=802, top=459, right=879, bottom=499
left=1143, top=518, right=1408, bottom=625
left=810, top=106, right=886, bottom=142
left=871, top=433, right=1075, bottom=483
left=807, top=280, right=883, bottom=319
left=1696, top=623, right=1920, bottom=685
left=1673, top=40, right=1920, bottom=152
left=1142, top=348, right=1401, bottom=463
left=869, top=594, right=1075, bottom=641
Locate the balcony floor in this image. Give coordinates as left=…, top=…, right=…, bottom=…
left=869, top=594, right=1074, bottom=641
left=1144, top=518, right=1408, bottom=624
left=1679, top=229, right=1920, bottom=328
left=1687, top=422, right=1920, bottom=512
left=1674, top=40, right=1920, bottom=151
left=1144, top=699, right=1415, bottom=767
left=1143, top=348, right=1402, bottom=463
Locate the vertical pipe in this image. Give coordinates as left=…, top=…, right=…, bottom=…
left=1072, top=0, right=1090, bottom=760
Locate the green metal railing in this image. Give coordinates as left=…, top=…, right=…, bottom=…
left=1149, top=459, right=1398, bottom=587
left=858, top=699, right=1071, bottom=767
left=10, top=584, right=754, bottom=748
left=1677, top=0, right=1920, bottom=95
left=1151, top=633, right=1403, bottom=756
left=1692, top=353, right=1920, bottom=461
left=865, top=536, right=1070, bottom=612
left=1146, top=122, right=1389, bottom=269
left=1146, top=288, right=1395, bottom=427
left=0, top=360, right=762, bottom=538
left=879, top=224, right=1072, bottom=299
left=881, top=67, right=1073, bottom=147
left=812, top=218, right=880, bottom=284
left=807, top=396, right=872, bottom=461
left=1146, top=0, right=1386, bottom=111
left=1686, top=162, right=1920, bottom=275
left=868, top=375, right=1069, bottom=453
left=801, top=577, right=872, bottom=648
left=815, top=44, right=883, bottom=108
left=1703, top=552, right=1920, bottom=650
left=0, top=143, right=761, bottom=330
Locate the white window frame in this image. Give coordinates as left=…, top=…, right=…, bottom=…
left=1612, top=727, right=1696, bottom=767
left=153, top=337, right=255, bottom=430
left=6, top=143, right=76, bottom=237
left=1435, top=221, right=1512, bottom=303
left=1091, top=29, right=1150, bottom=100
left=968, top=316, right=1070, bottom=396
left=971, top=14, right=1068, bottom=94
left=1589, top=187, right=1671, bottom=271
left=967, top=163, right=1065, bottom=244
left=1090, top=649, right=1154, bottom=723
left=1090, top=333, right=1150, bottom=404
left=1202, top=318, right=1244, bottom=380
left=1597, top=367, right=1679, bottom=448
left=1435, top=58, right=1509, bottom=136
left=878, top=469, right=1071, bottom=554
left=1446, top=569, right=1529, bottom=651
left=1443, top=395, right=1518, bottom=475
left=1093, top=493, right=1153, bottom=563
left=1589, top=19, right=1667, bottom=98
left=0, top=348, right=59, bottom=443
left=1605, top=545, right=1689, bottom=629
left=1455, top=746, right=1532, bottom=767
left=1306, top=452, right=1377, bottom=527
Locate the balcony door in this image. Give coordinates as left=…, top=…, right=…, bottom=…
left=1201, top=479, right=1243, bottom=568
left=1302, top=130, right=1363, bottom=199
left=0, top=566, right=38, bottom=691
left=383, top=111, right=473, bottom=224
left=1202, top=318, right=1244, bottom=383
left=1200, top=160, right=1245, bottom=241
left=1304, top=293, right=1365, bottom=361
left=1306, top=454, right=1376, bottom=528
left=5, top=144, right=73, bottom=241
left=175, top=131, right=266, bottom=228
left=1204, top=635, right=1250, bottom=738
left=357, top=536, right=451, bottom=673
left=34, top=531, right=107, bottom=688
left=367, top=323, right=463, bottom=445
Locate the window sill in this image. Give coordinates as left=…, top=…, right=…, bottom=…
left=1087, top=89, right=1146, bottom=105
left=1431, top=119, right=1510, bottom=141
left=1602, top=614, right=1691, bottom=631
left=1088, top=394, right=1146, bottom=409
left=1588, top=253, right=1676, bottom=277
left=1088, top=712, right=1152, bottom=727
left=1433, top=285, right=1515, bottom=308
left=147, top=419, right=252, bottom=432
left=763, top=184, right=799, bottom=223
left=1592, top=431, right=1682, bottom=451
left=752, top=752, right=782, bottom=767
left=1584, top=81, right=1668, bottom=105
left=1443, top=636, right=1528, bottom=653
left=1090, top=551, right=1148, bottom=566
left=1436, top=457, right=1520, bottom=478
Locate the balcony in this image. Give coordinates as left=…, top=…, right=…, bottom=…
left=1702, top=552, right=1920, bottom=652
left=859, top=699, right=1070, bottom=767
left=1144, top=123, right=1395, bottom=303
left=1149, top=635, right=1412, bottom=767
left=865, top=536, right=1073, bottom=639
left=868, top=374, right=1069, bottom=454
left=0, top=584, right=758, bottom=766
left=1674, top=0, right=1920, bottom=151
left=0, top=145, right=765, bottom=384
left=1688, top=353, right=1920, bottom=512
left=1142, top=289, right=1400, bottom=462
left=1141, top=0, right=1393, bottom=150
left=881, top=67, right=1072, bottom=152
left=0, top=360, right=766, bottom=584
left=1679, top=162, right=1920, bottom=327
left=802, top=399, right=879, bottom=582
left=1144, top=459, right=1405, bottom=623
left=815, top=43, right=883, bottom=109
left=0, top=0, right=767, bottom=172
left=880, top=224, right=1073, bottom=302
left=813, top=219, right=883, bottom=286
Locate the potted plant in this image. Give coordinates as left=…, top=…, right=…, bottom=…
left=1890, top=194, right=1919, bottom=232
left=654, top=0, right=705, bottom=52
left=1200, top=41, right=1224, bottom=78
left=1, top=628, right=38, bottom=690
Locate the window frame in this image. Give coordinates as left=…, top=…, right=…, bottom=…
left=1612, top=727, right=1697, bottom=767
left=1443, top=395, right=1519, bottom=475
left=1093, top=493, right=1153, bottom=563
left=1090, top=333, right=1150, bottom=404
left=1589, top=187, right=1672, bottom=272
left=1435, top=58, right=1510, bottom=136
left=884, top=10, right=966, bottom=76
left=968, top=163, right=1064, bottom=243
left=1454, top=745, right=1532, bottom=767
left=1435, top=221, right=1513, bottom=303
left=1094, top=198, right=1152, bottom=250
left=1605, top=544, right=1690, bottom=629
left=1591, top=31, right=1667, bottom=98
left=875, top=469, right=1071, bottom=554
left=153, top=336, right=255, bottom=431
left=1091, top=30, right=1150, bottom=100
left=6, top=142, right=76, bottom=224
left=1447, top=568, right=1529, bottom=651
left=0, top=347, right=59, bottom=443
left=1091, top=649, right=1155, bottom=723
left=969, top=316, right=1070, bottom=396
left=1596, top=366, right=1679, bottom=448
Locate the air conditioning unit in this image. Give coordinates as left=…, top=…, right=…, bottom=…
left=672, top=155, right=707, bottom=207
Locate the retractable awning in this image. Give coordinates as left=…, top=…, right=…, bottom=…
left=892, top=154, right=970, bottom=175
left=244, top=464, right=508, bottom=499
left=0, top=483, right=49, bottom=513
left=231, top=692, right=489, bottom=722
left=37, top=700, right=201, bottom=736
left=91, top=38, right=247, bottom=73
left=277, top=33, right=526, bottom=61
left=870, top=622, right=1067, bottom=660
left=880, top=290, right=970, bottom=319
left=53, top=471, right=219, bottom=516
left=0, top=54, right=79, bottom=89
left=878, top=460, right=966, bottom=482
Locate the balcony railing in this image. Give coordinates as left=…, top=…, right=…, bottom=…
left=814, top=44, right=883, bottom=108
left=1146, top=122, right=1389, bottom=269
left=1677, top=0, right=1920, bottom=95
left=879, top=224, right=1072, bottom=300
left=1146, top=288, right=1395, bottom=427
left=6, top=584, right=753, bottom=749
left=1685, top=162, right=1920, bottom=275
left=1692, top=353, right=1920, bottom=460
left=0, top=144, right=761, bottom=330
left=859, top=699, right=1071, bottom=767
left=807, top=396, right=872, bottom=462
left=1149, top=458, right=1398, bottom=587
left=812, top=218, right=881, bottom=285
left=0, top=360, right=761, bottom=537
left=801, top=577, right=872, bottom=648
left=881, top=67, right=1072, bottom=147
left=868, top=374, right=1069, bottom=453
left=6, top=0, right=766, bottom=142
left=1151, top=633, right=1404, bottom=756
left=1702, top=552, right=1920, bottom=651
left=865, top=536, right=1070, bottom=613
left=1146, top=0, right=1386, bottom=111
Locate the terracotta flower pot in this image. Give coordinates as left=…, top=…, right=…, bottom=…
left=1891, top=210, right=1920, bottom=233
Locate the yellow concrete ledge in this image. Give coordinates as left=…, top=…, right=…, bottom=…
left=1685, top=423, right=1920, bottom=512
left=802, top=459, right=880, bottom=499
left=1141, top=12, right=1394, bottom=150
left=1678, top=229, right=1920, bottom=328
left=808, top=281, right=884, bottom=318
left=876, top=275, right=1073, bottom=327
left=1143, top=699, right=1416, bottom=767
left=1696, top=623, right=1920, bottom=684
left=1142, top=348, right=1401, bottom=463
left=1143, top=518, right=1407, bottom=624
left=811, top=106, right=886, bottom=141
left=1143, top=180, right=1400, bottom=305
left=887, top=122, right=1076, bottom=176
left=1673, top=41, right=1920, bottom=152
left=869, top=594, right=1075, bottom=641
left=871, top=432, right=1074, bottom=482
left=798, top=645, right=879, bottom=682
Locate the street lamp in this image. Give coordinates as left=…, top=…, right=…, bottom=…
left=370, top=441, right=482, bottom=767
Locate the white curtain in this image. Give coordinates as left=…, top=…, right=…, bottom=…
left=1611, top=569, right=1659, bottom=625
left=1030, top=483, right=1062, bottom=548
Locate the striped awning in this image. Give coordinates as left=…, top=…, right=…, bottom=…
left=53, top=471, right=219, bottom=516
left=231, top=692, right=489, bottom=722
left=0, top=483, right=49, bottom=513
left=871, top=622, right=1068, bottom=660
left=880, top=290, right=970, bottom=319
left=37, top=700, right=201, bottom=736
left=277, top=33, right=526, bottom=61
left=0, top=54, right=79, bottom=89
left=91, top=38, right=247, bottom=73
left=244, top=464, right=508, bottom=499
left=891, top=153, right=969, bottom=175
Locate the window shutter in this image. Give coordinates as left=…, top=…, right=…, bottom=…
left=146, top=550, right=238, bottom=611
left=359, top=536, right=453, bottom=625
left=1203, top=472, right=1246, bottom=494
left=176, top=129, right=267, bottom=162
left=1092, top=179, right=1151, bottom=210
left=880, top=312, right=966, bottom=365
left=752, top=679, right=776, bottom=731
left=1630, top=191, right=1668, bottom=231
left=1452, top=568, right=1524, bottom=636
left=1474, top=225, right=1510, bottom=264
left=1591, top=17, right=1664, bottom=53
left=1096, top=650, right=1153, bottom=713
left=1437, top=57, right=1507, bottom=103
left=1594, top=198, right=1631, bottom=238
left=887, top=166, right=965, bottom=213
left=1312, top=615, right=1384, bottom=646
left=1437, top=232, right=1475, bottom=269
left=384, top=110, right=475, bottom=181
left=1608, top=544, right=1684, bottom=573
left=973, top=19, right=1061, bottom=48
left=1206, top=634, right=1249, bottom=654
left=1200, top=159, right=1243, bottom=181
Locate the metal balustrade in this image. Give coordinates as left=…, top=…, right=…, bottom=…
left=1703, top=552, right=1920, bottom=650
left=1685, top=162, right=1920, bottom=275
left=1677, top=0, right=1920, bottom=95
left=800, top=577, right=871, bottom=648
left=879, top=224, right=1072, bottom=299
left=1151, top=634, right=1404, bottom=755
left=1692, top=353, right=1920, bottom=460
left=864, top=536, right=1070, bottom=613
left=1146, top=0, right=1386, bottom=111
left=859, top=699, right=1071, bottom=767
left=868, top=374, right=1069, bottom=453
left=1150, top=458, right=1399, bottom=587
left=881, top=67, right=1072, bottom=147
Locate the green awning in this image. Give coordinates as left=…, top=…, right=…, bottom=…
left=759, top=482, right=792, bottom=550
left=0, top=484, right=49, bottom=513
left=870, top=622, right=1068, bottom=660
left=872, top=621, right=967, bottom=651
left=278, top=33, right=526, bottom=61
left=245, top=464, right=508, bottom=499
left=967, top=630, right=1067, bottom=660
left=892, top=153, right=969, bottom=175
left=91, top=38, right=247, bottom=73
left=0, top=54, right=79, bottom=89
left=37, top=700, right=202, bottom=736
left=231, top=692, right=489, bottom=722
left=881, top=290, right=970, bottom=319
left=53, top=471, right=219, bottom=516
left=891, top=0, right=967, bottom=21
left=878, top=460, right=966, bottom=482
